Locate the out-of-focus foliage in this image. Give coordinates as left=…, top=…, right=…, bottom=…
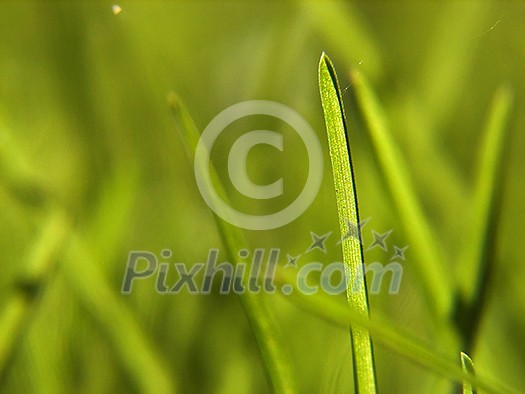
left=0, top=2, right=524, bottom=393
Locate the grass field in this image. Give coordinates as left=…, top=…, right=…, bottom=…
left=1, top=2, right=524, bottom=393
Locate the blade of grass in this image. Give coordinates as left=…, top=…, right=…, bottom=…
left=0, top=208, right=70, bottom=384
left=169, top=93, right=296, bottom=394
left=460, top=352, right=477, bottom=394
left=350, top=69, right=452, bottom=318
left=62, top=234, right=176, bottom=394
left=0, top=127, right=69, bottom=385
left=319, top=53, right=377, bottom=393
left=299, top=293, right=510, bottom=394
left=0, top=128, right=177, bottom=394
left=399, top=94, right=469, bottom=225
left=456, top=86, right=512, bottom=302
left=1, top=217, right=176, bottom=394
left=0, top=125, right=48, bottom=210
left=274, top=267, right=516, bottom=394
left=454, top=86, right=513, bottom=349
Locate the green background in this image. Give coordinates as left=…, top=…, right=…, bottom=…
left=0, top=1, right=524, bottom=393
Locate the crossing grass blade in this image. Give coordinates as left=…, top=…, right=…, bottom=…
left=319, top=53, right=377, bottom=393
left=275, top=262, right=516, bottom=393
left=273, top=273, right=516, bottom=394
left=349, top=69, right=452, bottom=318
left=461, top=352, right=477, bottom=394
left=169, top=93, right=296, bottom=394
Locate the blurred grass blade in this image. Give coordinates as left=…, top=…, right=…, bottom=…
left=457, top=86, right=513, bottom=304
left=461, top=352, right=477, bottom=394
left=350, top=69, right=452, bottom=317
left=62, top=235, right=176, bottom=394
left=454, top=87, right=513, bottom=349
left=0, top=128, right=176, bottom=394
left=169, top=93, right=296, bottom=394
left=277, top=276, right=516, bottom=394
left=319, top=53, right=377, bottom=393
left=0, top=127, right=48, bottom=210
left=399, top=94, right=468, bottom=223
left=0, top=209, right=69, bottom=382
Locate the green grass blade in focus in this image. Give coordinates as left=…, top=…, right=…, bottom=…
left=318, top=53, right=377, bottom=393
left=461, top=352, right=477, bottom=394
left=169, top=93, right=296, bottom=394
left=350, top=69, right=452, bottom=318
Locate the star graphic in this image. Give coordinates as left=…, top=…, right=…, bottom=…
left=305, top=231, right=332, bottom=254
left=391, top=245, right=408, bottom=261
left=338, top=216, right=370, bottom=245
left=366, top=229, right=393, bottom=251
left=285, top=254, right=300, bottom=268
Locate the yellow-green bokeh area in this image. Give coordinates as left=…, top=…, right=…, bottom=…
left=1, top=2, right=524, bottom=393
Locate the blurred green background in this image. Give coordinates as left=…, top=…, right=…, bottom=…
left=1, top=1, right=524, bottom=393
